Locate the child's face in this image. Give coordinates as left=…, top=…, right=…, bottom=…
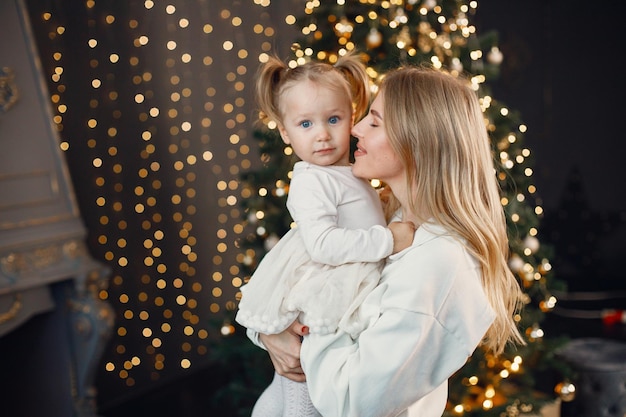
left=278, top=80, right=353, bottom=167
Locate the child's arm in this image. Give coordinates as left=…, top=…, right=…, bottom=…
left=287, top=169, right=395, bottom=265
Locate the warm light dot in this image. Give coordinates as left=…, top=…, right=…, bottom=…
left=220, top=323, right=235, bottom=336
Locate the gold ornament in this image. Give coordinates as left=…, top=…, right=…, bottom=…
left=367, top=28, right=382, bottom=49
left=554, top=380, right=576, bottom=402
left=487, top=46, right=503, bottom=64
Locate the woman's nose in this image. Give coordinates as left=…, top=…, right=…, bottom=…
left=351, top=119, right=363, bottom=138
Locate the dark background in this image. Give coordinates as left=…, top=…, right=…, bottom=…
left=476, top=0, right=625, bottom=295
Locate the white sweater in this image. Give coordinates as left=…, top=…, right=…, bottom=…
left=300, top=222, right=495, bottom=417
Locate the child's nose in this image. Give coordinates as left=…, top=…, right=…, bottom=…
left=316, top=127, right=330, bottom=141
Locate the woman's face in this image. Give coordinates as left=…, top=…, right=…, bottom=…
left=351, top=94, right=405, bottom=187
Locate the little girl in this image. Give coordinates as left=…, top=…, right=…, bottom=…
left=235, top=52, right=414, bottom=417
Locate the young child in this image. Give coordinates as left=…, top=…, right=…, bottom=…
left=235, top=53, right=414, bottom=417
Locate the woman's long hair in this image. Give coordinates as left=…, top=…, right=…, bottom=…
left=380, top=66, right=525, bottom=355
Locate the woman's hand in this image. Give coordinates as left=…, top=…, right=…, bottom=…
left=259, top=320, right=310, bottom=382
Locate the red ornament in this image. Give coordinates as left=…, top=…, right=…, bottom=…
left=602, top=309, right=626, bottom=325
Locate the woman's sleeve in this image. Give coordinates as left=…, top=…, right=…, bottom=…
left=301, top=309, right=471, bottom=417
left=287, top=171, right=393, bottom=265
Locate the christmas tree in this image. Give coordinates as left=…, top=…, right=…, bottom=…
left=237, top=1, right=570, bottom=415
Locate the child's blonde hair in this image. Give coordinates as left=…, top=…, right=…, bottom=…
left=380, top=65, right=525, bottom=356
left=255, top=52, right=370, bottom=127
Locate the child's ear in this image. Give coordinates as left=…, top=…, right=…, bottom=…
left=278, top=125, right=290, bottom=145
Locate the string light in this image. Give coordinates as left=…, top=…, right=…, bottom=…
left=33, top=0, right=301, bottom=391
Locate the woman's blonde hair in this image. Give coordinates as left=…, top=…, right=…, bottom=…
left=255, top=52, right=370, bottom=127
left=380, top=65, right=525, bottom=356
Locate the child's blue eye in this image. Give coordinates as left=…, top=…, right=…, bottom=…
left=300, top=120, right=312, bottom=128
left=329, top=116, right=339, bottom=125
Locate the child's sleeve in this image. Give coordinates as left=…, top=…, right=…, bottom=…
left=287, top=170, right=393, bottom=266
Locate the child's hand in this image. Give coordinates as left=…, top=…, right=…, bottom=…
left=388, top=221, right=416, bottom=254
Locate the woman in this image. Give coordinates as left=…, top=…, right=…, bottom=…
left=249, top=65, right=525, bottom=417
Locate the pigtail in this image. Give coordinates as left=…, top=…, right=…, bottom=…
left=255, top=55, right=289, bottom=126
left=334, top=52, right=371, bottom=121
